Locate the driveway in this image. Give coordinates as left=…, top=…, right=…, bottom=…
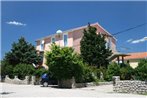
left=0, top=82, right=146, bottom=98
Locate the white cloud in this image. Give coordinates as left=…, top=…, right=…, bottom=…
left=6, top=21, right=26, bottom=26
left=126, top=39, right=133, bottom=43
left=131, top=36, right=147, bottom=44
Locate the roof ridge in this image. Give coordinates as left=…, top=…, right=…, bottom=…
left=36, top=22, right=116, bottom=41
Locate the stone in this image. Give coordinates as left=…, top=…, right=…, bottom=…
left=113, top=80, right=147, bottom=94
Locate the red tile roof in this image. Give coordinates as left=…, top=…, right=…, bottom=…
left=124, top=52, right=147, bottom=60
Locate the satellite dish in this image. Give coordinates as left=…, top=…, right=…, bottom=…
left=56, top=30, right=62, bottom=34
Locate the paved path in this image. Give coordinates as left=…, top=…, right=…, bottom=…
left=0, top=83, right=146, bottom=98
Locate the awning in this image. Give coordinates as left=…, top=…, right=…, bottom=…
left=108, top=53, right=130, bottom=61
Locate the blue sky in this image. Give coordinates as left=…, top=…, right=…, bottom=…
left=1, top=1, right=147, bottom=60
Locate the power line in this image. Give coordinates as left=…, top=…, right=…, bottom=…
left=112, top=23, right=147, bottom=36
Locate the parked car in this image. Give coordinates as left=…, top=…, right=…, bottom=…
left=40, top=73, right=57, bottom=87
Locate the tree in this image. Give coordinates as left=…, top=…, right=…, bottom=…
left=120, top=64, right=134, bottom=80
left=106, top=62, right=120, bottom=81
left=4, top=37, right=42, bottom=66
left=80, top=23, right=112, bottom=68
left=135, top=59, right=147, bottom=81
left=46, top=44, right=84, bottom=80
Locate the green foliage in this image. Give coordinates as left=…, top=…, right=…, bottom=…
left=13, top=64, right=35, bottom=79
left=4, top=37, right=42, bottom=66
left=1, top=60, right=14, bottom=78
left=106, top=62, right=134, bottom=81
left=90, top=66, right=101, bottom=79
left=120, top=64, right=134, bottom=80
left=99, top=67, right=107, bottom=80
left=34, top=68, right=48, bottom=77
left=80, top=23, right=112, bottom=68
left=135, top=59, right=147, bottom=81
left=138, top=59, right=147, bottom=66
left=1, top=37, right=43, bottom=79
left=106, top=62, right=120, bottom=81
left=75, top=64, right=99, bottom=83
left=46, top=44, right=84, bottom=80
left=83, top=66, right=96, bottom=82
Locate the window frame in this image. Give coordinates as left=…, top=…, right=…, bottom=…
left=63, top=33, right=68, bottom=47
left=40, top=40, right=45, bottom=51
left=51, top=36, right=56, bottom=43
left=108, top=37, right=111, bottom=48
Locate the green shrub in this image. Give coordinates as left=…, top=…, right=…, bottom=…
left=91, top=66, right=101, bottom=79
left=75, top=64, right=99, bottom=83
left=99, top=67, right=107, bottom=80
left=46, top=44, right=84, bottom=81
left=120, top=64, right=134, bottom=80
left=135, top=59, right=147, bottom=81
left=1, top=60, right=14, bottom=78
left=1, top=64, right=14, bottom=79
left=137, top=59, right=147, bottom=66
left=33, top=68, right=48, bottom=77
left=106, top=62, right=120, bottom=81
left=120, top=63, right=128, bottom=68
left=83, top=66, right=96, bottom=82
left=13, top=63, right=35, bottom=80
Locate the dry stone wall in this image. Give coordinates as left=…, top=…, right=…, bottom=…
left=114, top=80, right=147, bottom=94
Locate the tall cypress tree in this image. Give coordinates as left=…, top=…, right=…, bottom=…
left=80, top=23, right=112, bottom=68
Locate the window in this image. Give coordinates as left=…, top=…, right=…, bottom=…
left=51, top=37, right=55, bottom=43
left=108, top=38, right=111, bottom=48
left=105, top=42, right=108, bottom=49
left=63, top=34, right=68, bottom=46
left=105, top=38, right=111, bottom=49
left=40, top=40, right=44, bottom=51
left=40, top=44, right=44, bottom=51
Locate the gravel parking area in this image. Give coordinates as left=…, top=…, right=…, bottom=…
left=0, top=82, right=146, bottom=98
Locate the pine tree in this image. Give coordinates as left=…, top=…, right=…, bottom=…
left=4, top=37, right=42, bottom=66
left=80, top=23, right=112, bottom=68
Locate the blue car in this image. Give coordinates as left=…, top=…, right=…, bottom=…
left=40, top=73, right=57, bottom=87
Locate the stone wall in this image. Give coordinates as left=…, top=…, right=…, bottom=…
left=75, top=82, right=112, bottom=88
left=114, top=80, right=147, bottom=94
left=4, top=75, right=37, bottom=85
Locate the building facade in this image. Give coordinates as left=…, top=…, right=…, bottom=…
left=36, top=23, right=117, bottom=68
left=124, top=52, right=147, bottom=68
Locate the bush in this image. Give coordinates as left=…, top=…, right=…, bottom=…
left=46, top=44, right=84, bottom=81
left=106, top=62, right=120, bottom=81
left=135, top=59, right=147, bottom=81
left=120, top=64, right=134, bottom=80
left=13, top=63, right=35, bottom=79
left=99, top=67, right=107, bottom=80
left=33, top=68, right=48, bottom=77
left=84, top=66, right=97, bottom=82
left=75, top=64, right=100, bottom=83
left=1, top=64, right=14, bottom=79
left=1, top=60, right=14, bottom=78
